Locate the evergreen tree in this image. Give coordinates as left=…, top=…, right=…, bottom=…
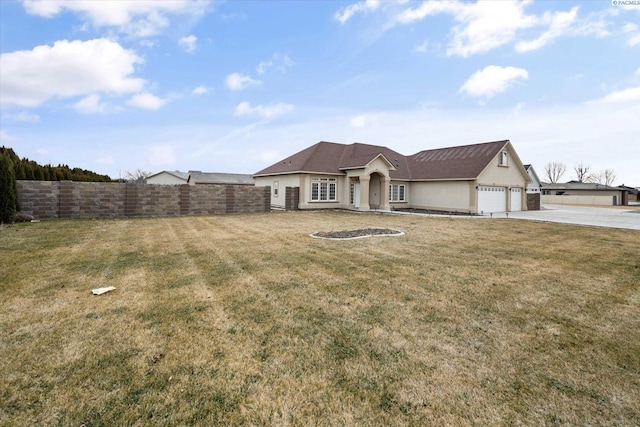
left=1, top=147, right=113, bottom=182
left=0, top=152, right=19, bottom=223
left=33, top=166, right=43, bottom=180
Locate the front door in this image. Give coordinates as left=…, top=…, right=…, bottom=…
left=351, top=182, right=360, bottom=208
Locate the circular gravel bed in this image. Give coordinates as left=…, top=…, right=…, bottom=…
left=310, top=228, right=404, bottom=240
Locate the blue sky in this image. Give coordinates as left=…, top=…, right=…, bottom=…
left=1, top=0, right=638, bottom=185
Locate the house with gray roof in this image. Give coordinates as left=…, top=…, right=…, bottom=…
left=253, top=139, right=531, bottom=214
left=187, top=171, right=255, bottom=186
left=541, top=181, right=627, bottom=206
left=146, top=170, right=189, bottom=185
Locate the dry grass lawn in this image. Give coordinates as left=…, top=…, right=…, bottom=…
left=1, top=211, right=639, bottom=426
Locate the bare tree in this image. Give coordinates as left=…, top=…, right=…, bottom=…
left=573, top=162, right=592, bottom=183
left=124, top=169, right=151, bottom=183
left=592, top=169, right=617, bottom=186
left=544, top=161, right=566, bottom=183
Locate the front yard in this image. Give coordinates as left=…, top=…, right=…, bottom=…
left=1, top=212, right=638, bottom=425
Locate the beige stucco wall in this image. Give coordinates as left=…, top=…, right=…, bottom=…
left=408, top=181, right=474, bottom=212
left=477, top=154, right=528, bottom=189
left=542, top=193, right=621, bottom=206
left=476, top=147, right=528, bottom=212
left=254, top=175, right=302, bottom=208
left=146, top=173, right=187, bottom=185
left=364, top=157, right=392, bottom=176
left=545, top=190, right=620, bottom=197
left=302, top=174, right=345, bottom=209
left=388, top=180, right=410, bottom=209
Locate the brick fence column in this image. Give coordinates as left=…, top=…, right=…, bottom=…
left=125, top=183, right=139, bottom=217
left=226, top=185, right=235, bottom=214
left=58, top=181, right=73, bottom=218
left=264, top=186, right=271, bottom=212
left=180, top=185, right=190, bottom=215
left=527, top=193, right=540, bottom=211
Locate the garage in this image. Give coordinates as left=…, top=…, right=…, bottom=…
left=510, top=188, right=522, bottom=212
left=478, top=186, right=506, bottom=214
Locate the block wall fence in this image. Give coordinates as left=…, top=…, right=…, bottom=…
left=526, top=193, right=540, bottom=211
left=17, top=181, right=271, bottom=219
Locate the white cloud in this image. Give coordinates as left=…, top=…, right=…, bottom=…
left=3, top=111, right=40, bottom=123
left=192, top=85, right=211, bottom=95
left=335, top=0, right=381, bottom=24
left=225, top=73, right=261, bottom=91
left=623, top=22, right=640, bottom=46
left=139, top=39, right=158, bottom=48
left=516, top=7, right=579, bottom=52
left=256, top=60, right=272, bottom=75
left=234, top=101, right=293, bottom=119
left=21, top=0, right=210, bottom=38
left=446, top=2, right=538, bottom=57
left=396, top=0, right=538, bottom=57
left=414, top=40, right=429, bottom=53
left=179, top=35, right=197, bottom=53
left=460, top=65, right=528, bottom=99
left=595, top=86, right=640, bottom=104
left=395, top=1, right=603, bottom=57
left=396, top=0, right=458, bottom=24
left=126, top=92, right=167, bottom=110
left=73, top=94, right=108, bottom=114
left=256, top=53, right=294, bottom=74
left=0, top=38, right=145, bottom=107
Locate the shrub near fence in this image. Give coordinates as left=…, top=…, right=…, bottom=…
left=16, top=181, right=271, bottom=219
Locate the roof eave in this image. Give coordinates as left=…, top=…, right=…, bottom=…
left=253, top=170, right=344, bottom=178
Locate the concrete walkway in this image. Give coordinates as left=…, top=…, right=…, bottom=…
left=499, top=204, right=640, bottom=231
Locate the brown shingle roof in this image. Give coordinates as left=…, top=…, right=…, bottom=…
left=408, top=140, right=508, bottom=180
left=253, top=141, right=346, bottom=176
left=254, top=140, right=510, bottom=181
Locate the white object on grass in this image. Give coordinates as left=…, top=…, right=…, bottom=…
left=92, top=286, right=116, bottom=295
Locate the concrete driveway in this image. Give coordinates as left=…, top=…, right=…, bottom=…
left=504, top=204, right=640, bottom=230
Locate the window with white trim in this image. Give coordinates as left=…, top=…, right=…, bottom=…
left=499, top=151, right=508, bottom=166
left=389, top=184, right=406, bottom=202
left=273, top=181, right=279, bottom=197
left=311, top=177, right=337, bottom=201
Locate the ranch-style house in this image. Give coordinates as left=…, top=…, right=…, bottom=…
left=253, top=139, right=531, bottom=214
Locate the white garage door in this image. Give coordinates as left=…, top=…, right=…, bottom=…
left=478, top=186, right=506, bottom=214
left=510, top=188, right=522, bottom=212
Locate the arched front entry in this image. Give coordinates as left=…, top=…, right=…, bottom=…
left=367, top=171, right=390, bottom=211
left=369, top=172, right=382, bottom=209
left=353, top=170, right=391, bottom=211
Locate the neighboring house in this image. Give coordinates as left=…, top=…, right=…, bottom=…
left=146, top=170, right=189, bottom=185
left=541, top=181, right=627, bottom=206
left=524, top=165, right=542, bottom=211
left=253, top=139, right=531, bottom=214
left=187, top=171, right=255, bottom=185
left=618, top=185, right=639, bottom=203
left=524, top=165, right=542, bottom=193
